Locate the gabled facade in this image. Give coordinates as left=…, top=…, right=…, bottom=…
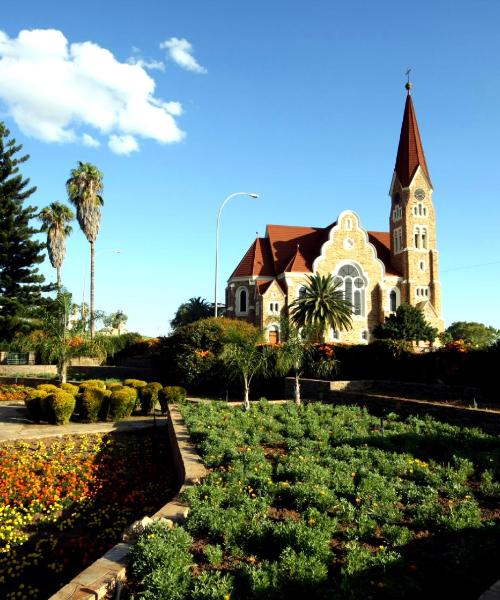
left=225, top=82, right=444, bottom=343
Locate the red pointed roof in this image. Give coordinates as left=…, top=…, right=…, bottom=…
left=266, top=224, right=331, bottom=274
left=394, top=91, right=431, bottom=188
left=230, top=237, right=275, bottom=278
left=283, top=244, right=309, bottom=272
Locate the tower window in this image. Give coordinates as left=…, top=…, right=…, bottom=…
left=392, top=205, right=402, bottom=221
left=414, top=226, right=428, bottom=249
left=419, top=261, right=425, bottom=271
left=413, top=202, right=427, bottom=217
left=393, top=227, right=403, bottom=253
left=345, top=217, right=353, bottom=230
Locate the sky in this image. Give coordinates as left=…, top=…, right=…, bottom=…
left=1, top=0, right=500, bottom=336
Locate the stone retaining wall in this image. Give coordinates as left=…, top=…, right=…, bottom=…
left=50, top=405, right=206, bottom=600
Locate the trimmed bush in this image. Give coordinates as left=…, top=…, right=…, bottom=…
left=98, top=389, right=113, bottom=421
left=24, top=390, right=48, bottom=423
left=79, top=387, right=105, bottom=422
left=138, top=382, right=163, bottom=415
left=106, top=382, right=123, bottom=392
left=37, top=384, right=59, bottom=393
left=159, top=386, right=187, bottom=413
left=109, top=389, right=136, bottom=420
left=47, top=391, right=76, bottom=425
left=124, top=378, right=148, bottom=390
left=60, top=383, right=79, bottom=396
left=79, top=379, right=106, bottom=391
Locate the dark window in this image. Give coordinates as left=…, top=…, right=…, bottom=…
left=390, top=290, right=397, bottom=312
left=239, top=289, right=247, bottom=312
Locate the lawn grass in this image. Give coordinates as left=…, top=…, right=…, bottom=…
left=127, top=400, right=500, bottom=599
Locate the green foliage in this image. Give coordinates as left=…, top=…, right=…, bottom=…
left=171, top=297, right=213, bottom=330
left=289, top=273, right=353, bottom=342
left=123, top=378, right=147, bottom=389
left=158, top=386, right=187, bottom=412
left=47, top=391, right=76, bottom=425
left=191, top=571, right=234, bottom=600
left=60, top=382, right=78, bottom=395
left=373, top=303, right=438, bottom=344
left=138, top=382, right=162, bottom=415
left=444, top=321, right=500, bottom=349
left=79, top=379, right=106, bottom=390
left=38, top=202, right=74, bottom=288
left=109, top=388, right=136, bottom=420
left=156, top=317, right=258, bottom=388
left=128, top=522, right=193, bottom=599
left=37, top=384, right=60, bottom=393
left=24, top=390, right=48, bottom=423
left=79, top=387, right=104, bottom=422
left=0, top=123, right=53, bottom=342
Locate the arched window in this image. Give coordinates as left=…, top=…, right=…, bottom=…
left=334, top=264, right=366, bottom=316
left=238, top=288, right=247, bottom=313
left=267, top=325, right=280, bottom=345
left=390, top=290, right=397, bottom=312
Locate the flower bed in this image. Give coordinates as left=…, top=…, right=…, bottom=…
left=0, top=428, right=176, bottom=599
left=126, top=401, right=500, bottom=599
left=0, top=384, right=31, bottom=402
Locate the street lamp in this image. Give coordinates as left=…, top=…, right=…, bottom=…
left=214, top=192, right=259, bottom=317
left=82, top=249, right=122, bottom=333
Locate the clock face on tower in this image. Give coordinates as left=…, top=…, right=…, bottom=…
left=415, top=188, right=426, bottom=201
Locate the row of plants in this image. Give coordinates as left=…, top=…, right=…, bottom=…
left=0, top=380, right=186, bottom=424
left=0, top=428, right=176, bottom=599
left=126, top=401, right=500, bottom=599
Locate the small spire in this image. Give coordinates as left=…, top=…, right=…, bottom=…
left=405, top=68, right=412, bottom=93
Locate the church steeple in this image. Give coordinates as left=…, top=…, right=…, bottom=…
left=394, top=82, right=431, bottom=188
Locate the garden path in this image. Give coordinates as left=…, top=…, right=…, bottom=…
left=0, top=400, right=168, bottom=442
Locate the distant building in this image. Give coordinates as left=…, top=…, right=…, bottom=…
left=225, top=81, right=444, bottom=344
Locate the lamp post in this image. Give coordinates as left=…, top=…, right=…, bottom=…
left=214, top=192, right=259, bottom=317
left=82, top=249, right=122, bottom=334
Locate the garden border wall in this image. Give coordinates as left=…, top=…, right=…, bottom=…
left=285, top=378, right=500, bottom=435
left=49, top=405, right=206, bottom=600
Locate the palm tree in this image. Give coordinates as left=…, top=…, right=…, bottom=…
left=38, top=202, right=74, bottom=289
left=289, top=273, right=353, bottom=342
left=171, top=297, right=213, bottom=329
left=66, top=162, right=104, bottom=339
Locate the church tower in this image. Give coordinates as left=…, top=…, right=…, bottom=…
left=389, top=79, right=443, bottom=331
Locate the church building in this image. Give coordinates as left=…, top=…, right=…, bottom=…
left=225, top=81, right=444, bottom=344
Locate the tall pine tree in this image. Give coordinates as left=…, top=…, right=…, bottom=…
left=0, top=123, right=51, bottom=342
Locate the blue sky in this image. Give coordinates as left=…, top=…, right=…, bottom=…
left=1, top=0, right=500, bottom=335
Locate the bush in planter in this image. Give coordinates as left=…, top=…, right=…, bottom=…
left=79, top=387, right=105, bottom=422
left=158, top=386, right=187, bottom=413
left=138, top=382, right=163, bottom=415
left=47, top=391, right=76, bottom=425
left=123, top=378, right=147, bottom=390
left=60, top=382, right=79, bottom=396
left=109, top=388, right=136, bottom=420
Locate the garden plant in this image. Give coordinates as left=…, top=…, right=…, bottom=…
left=127, top=401, right=500, bottom=599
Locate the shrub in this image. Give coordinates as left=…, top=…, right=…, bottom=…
left=138, top=382, right=162, bottom=415
left=24, top=390, right=48, bottom=423
left=191, top=571, right=234, bottom=600
left=79, top=387, right=105, bottom=422
left=60, top=383, right=78, bottom=395
left=106, top=382, right=123, bottom=392
left=158, top=386, right=187, bottom=413
left=47, top=391, right=76, bottom=425
left=37, top=384, right=59, bottom=393
left=78, top=379, right=106, bottom=391
left=124, top=378, right=147, bottom=390
left=98, top=389, right=113, bottom=421
left=109, top=389, right=136, bottom=420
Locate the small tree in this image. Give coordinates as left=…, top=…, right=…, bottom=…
left=23, top=290, right=105, bottom=383
left=444, top=321, right=500, bottom=349
left=171, top=297, right=212, bottom=330
left=373, top=303, right=438, bottom=348
left=275, top=319, right=339, bottom=406
left=221, top=325, right=270, bottom=411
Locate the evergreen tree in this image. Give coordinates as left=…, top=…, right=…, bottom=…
left=373, top=303, right=437, bottom=344
left=0, top=123, right=51, bottom=342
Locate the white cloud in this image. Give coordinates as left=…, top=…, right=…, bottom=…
left=127, top=56, right=165, bottom=72
left=160, top=37, right=207, bottom=74
left=0, top=29, right=185, bottom=153
left=108, top=134, right=139, bottom=155
left=82, top=133, right=100, bottom=147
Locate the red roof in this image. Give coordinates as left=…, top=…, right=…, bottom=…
left=231, top=223, right=401, bottom=279
left=231, top=237, right=275, bottom=278
left=394, top=92, right=431, bottom=188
